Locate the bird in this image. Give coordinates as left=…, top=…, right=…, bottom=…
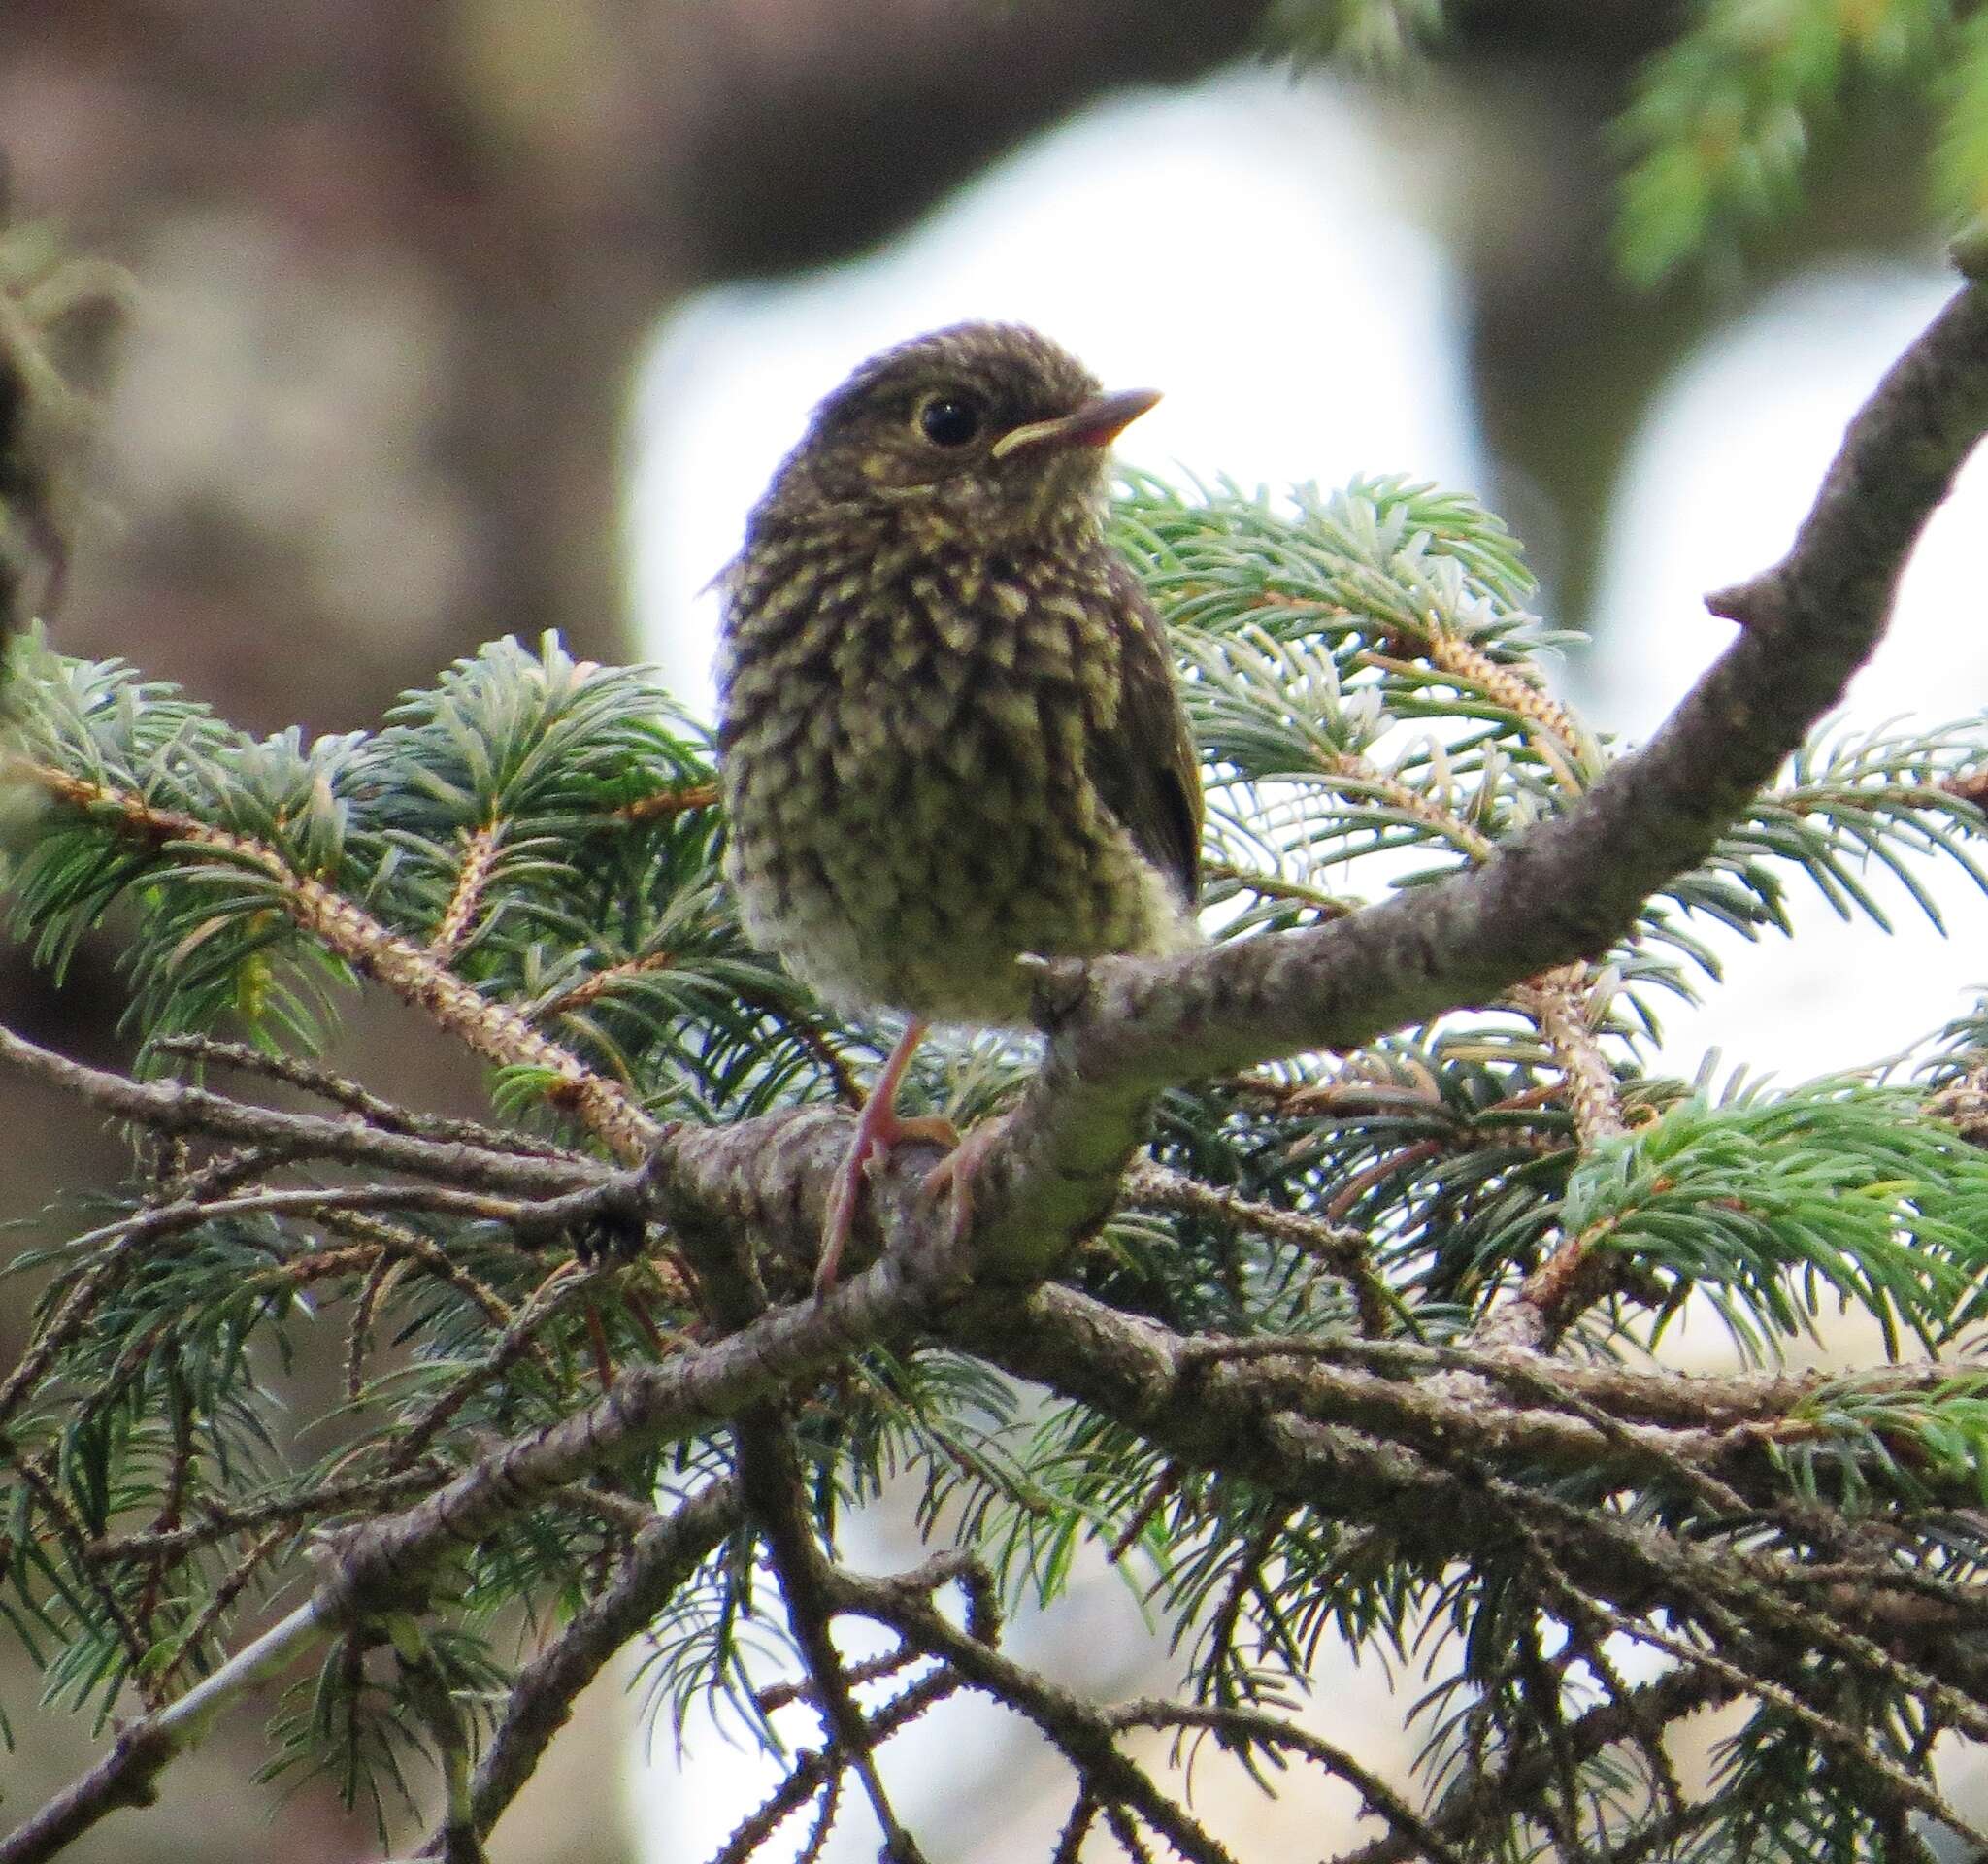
left=715, top=321, right=1203, bottom=1291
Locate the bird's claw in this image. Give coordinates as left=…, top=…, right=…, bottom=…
left=814, top=1110, right=961, bottom=1296
left=918, top=1115, right=1010, bottom=1245
left=867, top=1115, right=960, bottom=1171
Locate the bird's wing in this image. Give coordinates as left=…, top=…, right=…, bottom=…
left=1087, top=554, right=1204, bottom=906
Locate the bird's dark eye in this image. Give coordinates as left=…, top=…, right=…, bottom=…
left=917, top=394, right=981, bottom=448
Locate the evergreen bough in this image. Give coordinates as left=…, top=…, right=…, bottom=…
left=5, top=273, right=1988, bottom=1862
left=1272, top=0, right=1988, bottom=287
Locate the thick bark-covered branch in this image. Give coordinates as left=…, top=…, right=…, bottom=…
left=515, top=279, right=1988, bottom=1293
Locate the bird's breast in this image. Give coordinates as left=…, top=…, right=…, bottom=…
left=718, top=536, right=1183, bottom=1024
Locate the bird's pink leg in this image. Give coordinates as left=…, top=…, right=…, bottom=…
left=918, top=1114, right=1010, bottom=1245
left=815, top=1018, right=959, bottom=1294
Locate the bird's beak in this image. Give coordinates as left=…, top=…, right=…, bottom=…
left=989, top=387, right=1162, bottom=460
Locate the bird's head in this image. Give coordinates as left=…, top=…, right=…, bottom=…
left=760, top=322, right=1159, bottom=549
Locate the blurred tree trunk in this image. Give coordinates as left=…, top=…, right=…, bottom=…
left=2, top=0, right=1273, bottom=730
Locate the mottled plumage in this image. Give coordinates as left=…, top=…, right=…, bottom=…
left=716, top=322, right=1203, bottom=1283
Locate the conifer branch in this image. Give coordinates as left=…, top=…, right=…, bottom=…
left=0, top=1114, right=1969, bottom=1852
left=1, top=1182, right=564, bottom=1433
left=1478, top=966, right=1633, bottom=1349
left=1123, top=1161, right=1372, bottom=1269
left=3, top=1449, right=156, bottom=1705
left=613, top=780, right=720, bottom=823
left=428, top=820, right=502, bottom=957
left=154, top=1525, right=286, bottom=1695
left=1503, top=964, right=1627, bottom=1149
left=9, top=275, right=1988, bottom=1863
left=736, top=1415, right=925, bottom=1860
left=535, top=949, right=680, bottom=1015
left=4, top=1173, right=934, bottom=1859
left=670, top=1150, right=927, bottom=1857
left=1201, top=860, right=1353, bottom=917
left=1315, top=743, right=1628, bottom=1149
left=1315, top=744, right=1498, bottom=859
left=1, top=756, right=661, bottom=1161
left=952, top=276, right=1988, bottom=1284
left=1220, top=727, right=1626, bottom=1184
left=1419, top=629, right=1594, bottom=792
left=425, top=1479, right=740, bottom=1852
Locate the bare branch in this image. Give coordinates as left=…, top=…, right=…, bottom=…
left=435, top=1481, right=741, bottom=1851
left=0, top=1023, right=606, bottom=1198
left=149, top=1033, right=582, bottom=1162
left=0, top=1602, right=327, bottom=1864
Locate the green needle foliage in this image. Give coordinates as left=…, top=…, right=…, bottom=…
left=1270, top=0, right=1988, bottom=285
left=7, top=470, right=1988, bottom=1858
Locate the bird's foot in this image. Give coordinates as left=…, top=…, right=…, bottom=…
left=918, top=1115, right=1011, bottom=1247
left=814, top=1101, right=961, bottom=1295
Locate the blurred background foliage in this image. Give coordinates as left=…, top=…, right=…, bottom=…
left=4, top=1, right=1987, bottom=1859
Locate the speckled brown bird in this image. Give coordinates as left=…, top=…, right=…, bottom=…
left=717, top=322, right=1203, bottom=1289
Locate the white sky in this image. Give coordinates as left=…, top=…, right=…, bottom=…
left=624, top=65, right=1988, bottom=1863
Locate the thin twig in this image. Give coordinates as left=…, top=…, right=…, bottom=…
left=536, top=949, right=680, bottom=1015
left=1421, top=630, right=1592, bottom=794
left=0, top=1023, right=608, bottom=1197
left=149, top=1033, right=582, bottom=1162
left=1112, top=1700, right=1467, bottom=1864
left=612, top=780, right=720, bottom=823
left=1125, top=1161, right=1396, bottom=1333
left=429, top=820, right=502, bottom=958
left=155, top=1527, right=286, bottom=1693
left=827, top=1564, right=1237, bottom=1864
left=1334, top=1668, right=1736, bottom=1864
left=702, top=1669, right=962, bottom=1864
left=90, top=1465, right=451, bottom=1564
